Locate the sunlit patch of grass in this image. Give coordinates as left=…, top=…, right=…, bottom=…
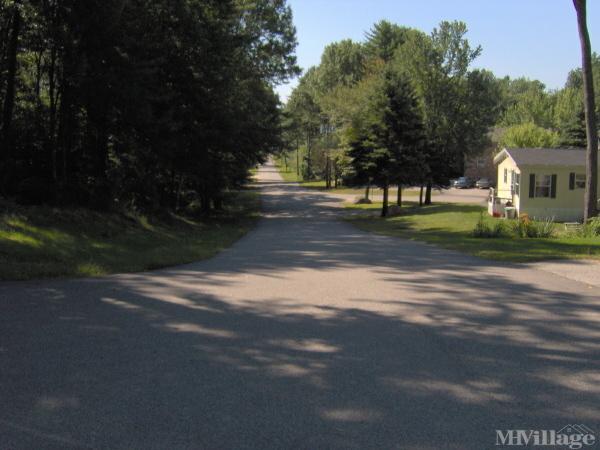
left=0, top=230, right=41, bottom=247
left=76, top=262, right=106, bottom=277
left=345, top=202, right=600, bottom=262
left=0, top=189, right=260, bottom=281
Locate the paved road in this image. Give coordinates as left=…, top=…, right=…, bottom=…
left=1, top=163, right=599, bottom=449
left=334, top=187, right=488, bottom=206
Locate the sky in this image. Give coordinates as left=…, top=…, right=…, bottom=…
left=276, top=0, right=600, bottom=101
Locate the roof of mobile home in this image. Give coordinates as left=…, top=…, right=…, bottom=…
left=493, top=147, right=587, bottom=167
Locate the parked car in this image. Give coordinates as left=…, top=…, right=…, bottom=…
left=452, top=177, right=475, bottom=189
left=475, top=178, right=493, bottom=189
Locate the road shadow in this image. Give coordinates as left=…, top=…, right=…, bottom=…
left=1, top=164, right=599, bottom=448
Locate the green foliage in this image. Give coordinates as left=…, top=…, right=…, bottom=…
left=473, top=213, right=493, bottom=237
left=498, top=78, right=555, bottom=128
left=364, top=20, right=410, bottom=62
left=500, top=122, right=560, bottom=148
left=473, top=213, right=507, bottom=238
left=0, top=0, right=299, bottom=211
left=509, top=214, right=556, bottom=238
left=347, top=203, right=600, bottom=262
left=346, top=68, right=426, bottom=216
left=0, top=190, right=260, bottom=280
left=317, top=39, right=367, bottom=91
left=497, top=53, right=600, bottom=149
left=554, top=87, right=586, bottom=147
left=473, top=213, right=556, bottom=239
left=395, top=21, right=500, bottom=183
left=287, top=19, right=502, bottom=195
left=565, top=52, right=600, bottom=112
left=581, top=216, right=600, bottom=237
left=347, top=70, right=425, bottom=185
left=532, top=218, right=557, bottom=238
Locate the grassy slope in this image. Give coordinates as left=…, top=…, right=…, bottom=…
left=0, top=190, right=260, bottom=281
left=346, top=202, right=600, bottom=262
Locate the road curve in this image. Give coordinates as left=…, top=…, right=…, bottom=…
left=1, top=163, right=599, bottom=449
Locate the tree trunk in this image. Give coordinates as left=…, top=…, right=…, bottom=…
left=49, top=44, right=58, bottom=182
left=574, top=0, right=598, bottom=221
left=296, top=139, right=300, bottom=177
left=381, top=183, right=389, bottom=217
left=306, top=130, right=312, bottom=179
left=419, top=185, right=424, bottom=206
left=1, top=3, right=21, bottom=161
left=34, top=51, right=43, bottom=100
left=333, top=160, right=338, bottom=188
left=201, top=192, right=211, bottom=213
left=175, top=175, right=184, bottom=211
left=57, top=34, right=78, bottom=190
left=425, top=181, right=433, bottom=205
left=57, top=76, right=74, bottom=188
left=86, top=106, right=110, bottom=208
left=397, top=184, right=402, bottom=207
left=365, top=183, right=371, bottom=201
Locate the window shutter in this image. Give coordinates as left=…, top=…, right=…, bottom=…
left=569, top=172, right=575, bottom=190
left=529, top=174, right=535, bottom=198
left=551, top=174, right=557, bottom=198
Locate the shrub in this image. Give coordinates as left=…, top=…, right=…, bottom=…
left=581, top=216, right=600, bottom=237
left=473, top=213, right=507, bottom=238
left=511, top=216, right=528, bottom=238
left=473, top=213, right=492, bottom=238
left=511, top=214, right=555, bottom=238
left=533, top=217, right=556, bottom=238
left=492, top=220, right=508, bottom=237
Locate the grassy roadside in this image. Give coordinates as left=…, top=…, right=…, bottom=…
left=0, top=190, right=260, bottom=281
left=345, top=202, right=600, bottom=262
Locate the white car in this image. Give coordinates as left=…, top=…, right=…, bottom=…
left=475, top=178, right=492, bottom=189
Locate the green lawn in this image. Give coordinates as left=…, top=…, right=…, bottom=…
left=345, top=202, right=600, bottom=262
left=0, top=190, right=260, bottom=281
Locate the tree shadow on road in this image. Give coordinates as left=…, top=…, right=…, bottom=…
left=1, top=171, right=599, bottom=449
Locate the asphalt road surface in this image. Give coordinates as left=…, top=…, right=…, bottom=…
left=1, top=163, right=599, bottom=449
left=334, top=187, right=489, bottom=205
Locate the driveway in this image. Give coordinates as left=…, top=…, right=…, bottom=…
left=1, top=163, right=599, bottom=449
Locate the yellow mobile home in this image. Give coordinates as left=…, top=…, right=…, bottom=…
left=490, top=147, right=600, bottom=222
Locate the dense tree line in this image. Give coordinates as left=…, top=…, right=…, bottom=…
left=281, top=17, right=598, bottom=216
left=497, top=64, right=600, bottom=149
left=283, top=20, right=500, bottom=213
left=0, top=0, right=298, bottom=211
